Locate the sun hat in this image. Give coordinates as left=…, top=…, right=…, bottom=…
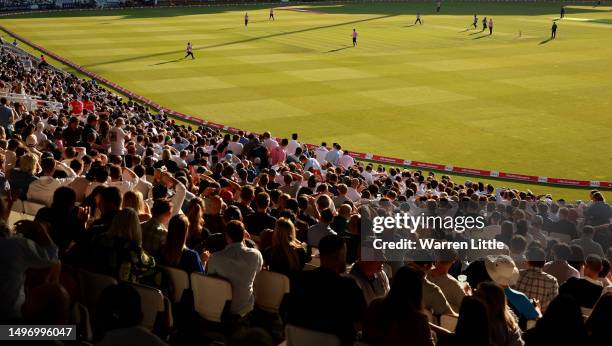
left=484, top=255, right=519, bottom=286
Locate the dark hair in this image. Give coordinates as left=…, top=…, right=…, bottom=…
left=318, top=234, right=345, bottom=257
left=585, top=293, right=612, bottom=345
left=151, top=198, right=172, bottom=217
left=455, top=296, right=491, bottom=346
left=51, top=186, right=76, bottom=211
left=226, top=220, right=245, bottom=243
left=96, top=284, right=143, bottom=336
left=530, top=295, right=588, bottom=345
left=382, top=266, right=425, bottom=319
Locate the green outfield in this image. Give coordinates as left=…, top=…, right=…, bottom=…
left=2, top=2, right=611, bottom=197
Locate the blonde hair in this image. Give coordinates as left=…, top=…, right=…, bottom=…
left=19, top=153, right=38, bottom=175
left=108, top=208, right=142, bottom=246
left=123, top=191, right=145, bottom=214
left=186, top=198, right=205, bottom=241
left=271, top=218, right=303, bottom=272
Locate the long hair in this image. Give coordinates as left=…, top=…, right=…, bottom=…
left=186, top=198, right=205, bottom=241
left=270, top=218, right=302, bottom=272
left=455, top=296, right=491, bottom=346
left=161, top=214, right=190, bottom=267
left=122, top=191, right=144, bottom=214
left=381, top=266, right=425, bottom=320
left=586, top=292, right=612, bottom=343
left=108, top=208, right=142, bottom=247
left=475, top=282, right=519, bottom=336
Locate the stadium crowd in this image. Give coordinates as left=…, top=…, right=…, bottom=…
left=0, top=41, right=611, bottom=346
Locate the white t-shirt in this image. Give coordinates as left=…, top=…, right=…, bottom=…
left=314, top=146, right=329, bottom=164
left=109, top=126, right=128, bottom=156
left=285, top=140, right=301, bottom=156
left=227, top=141, right=243, bottom=155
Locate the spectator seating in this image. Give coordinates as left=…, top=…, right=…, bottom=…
left=549, top=232, right=572, bottom=243
left=190, top=273, right=232, bottom=323
left=159, top=265, right=190, bottom=304
left=285, top=324, right=341, bottom=346
left=130, top=282, right=171, bottom=331
left=76, top=269, right=118, bottom=318
left=254, top=270, right=290, bottom=314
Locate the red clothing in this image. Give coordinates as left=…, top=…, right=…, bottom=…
left=70, top=100, right=83, bottom=115
left=83, top=100, right=95, bottom=112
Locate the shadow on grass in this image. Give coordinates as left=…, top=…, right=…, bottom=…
left=473, top=34, right=491, bottom=40
left=151, top=57, right=186, bottom=66
left=539, top=37, right=554, bottom=45
left=404, top=24, right=417, bottom=27
left=326, top=45, right=352, bottom=53
left=82, top=13, right=398, bottom=68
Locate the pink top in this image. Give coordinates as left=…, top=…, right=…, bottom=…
left=352, top=31, right=357, bottom=38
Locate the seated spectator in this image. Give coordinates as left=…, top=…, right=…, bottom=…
left=185, top=198, right=210, bottom=251
left=287, top=235, right=366, bottom=346
left=543, top=243, right=580, bottom=284
left=307, top=208, right=336, bottom=247
left=449, top=296, right=492, bottom=346
left=331, top=204, right=350, bottom=235
left=523, top=295, right=587, bottom=346
left=89, top=208, right=156, bottom=283
left=559, top=255, right=604, bottom=308
left=513, top=246, right=558, bottom=312
left=0, top=204, right=58, bottom=323
left=427, top=249, right=466, bottom=313
left=585, top=292, right=612, bottom=346
left=571, top=226, right=604, bottom=257
left=141, top=199, right=172, bottom=258
left=347, top=246, right=389, bottom=304
left=475, top=281, right=524, bottom=346
left=510, top=235, right=528, bottom=270
left=35, top=186, right=87, bottom=257
left=553, top=207, right=579, bottom=239
left=96, top=284, right=167, bottom=346
left=569, top=244, right=586, bottom=273
left=160, top=214, right=203, bottom=273
left=363, top=266, right=434, bottom=346
left=26, top=157, right=76, bottom=206
left=123, top=191, right=150, bottom=223
left=244, top=192, right=276, bottom=236
left=207, top=220, right=263, bottom=317
left=485, top=255, right=540, bottom=323
left=408, top=260, right=456, bottom=316
left=8, top=152, right=38, bottom=200
left=262, top=218, right=310, bottom=278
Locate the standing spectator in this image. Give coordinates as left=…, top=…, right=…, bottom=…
left=314, top=142, right=329, bottom=165
left=287, top=235, right=366, bottom=346
left=62, top=117, right=83, bottom=147
left=0, top=97, right=16, bottom=133
left=109, top=118, right=129, bottom=156
left=207, top=220, right=263, bottom=317
left=584, top=192, right=611, bottom=226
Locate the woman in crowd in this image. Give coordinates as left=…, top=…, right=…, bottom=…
left=475, top=282, right=524, bottom=346
left=159, top=214, right=204, bottom=273
left=8, top=152, right=38, bottom=200
left=122, top=191, right=150, bottom=222
left=35, top=186, right=87, bottom=257
left=185, top=197, right=210, bottom=251
left=523, top=294, right=587, bottom=346
left=363, top=266, right=434, bottom=346
left=447, top=295, right=492, bottom=346
left=89, top=208, right=156, bottom=283
left=263, top=217, right=310, bottom=277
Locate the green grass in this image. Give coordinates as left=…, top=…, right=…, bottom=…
left=2, top=2, right=611, bottom=200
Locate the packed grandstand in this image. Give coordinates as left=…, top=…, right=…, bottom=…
left=1, top=4, right=612, bottom=346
